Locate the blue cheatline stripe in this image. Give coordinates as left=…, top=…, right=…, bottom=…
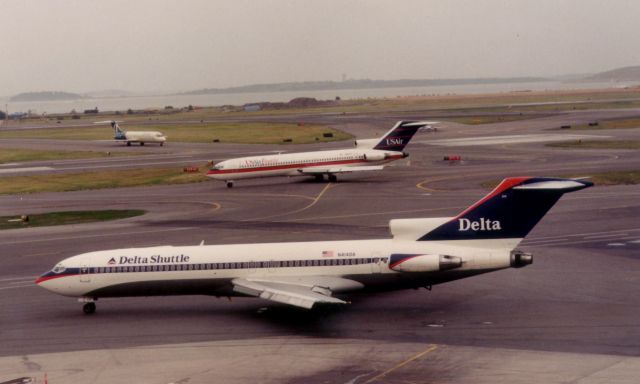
left=39, top=257, right=391, bottom=280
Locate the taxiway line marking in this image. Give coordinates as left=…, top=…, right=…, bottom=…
left=0, top=283, right=35, bottom=290
left=523, top=238, right=633, bottom=248
left=0, top=166, right=54, bottom=174
left=0, top=227, right=195, bottom=245
left=525, top=228, right=640, bottom=243
left=287, top=205, right=463, bottom=222
left=244, top=183, right=335, bottom=222
left=583, top=233, right=629, bottom=240
left=300, top=182, right=334, bottom=211
left=362, top=344, right=438, bottom=384
left=0, top=276, right=38, bottom=282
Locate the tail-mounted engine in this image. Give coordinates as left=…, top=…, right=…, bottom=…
left=390, top=254, right=463, bottom=272
left=510, top=250, right=533, bottom=268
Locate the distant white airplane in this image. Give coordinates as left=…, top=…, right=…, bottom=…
left=36, top=177, right=592, bottom=314
left=95, top=121, right=167, bottom=146
left=207, top=120, right=436, bottom=187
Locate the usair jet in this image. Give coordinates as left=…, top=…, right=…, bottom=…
left=207, top=120, right=436, bottom=187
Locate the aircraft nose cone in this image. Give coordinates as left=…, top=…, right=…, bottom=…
left=35, top=271, right=58, bottom=291
left=35, top=273, right=48, bottom=285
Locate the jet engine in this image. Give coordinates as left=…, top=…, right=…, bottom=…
left=510, top=250, right=533, bottom=268
left=354, top=139, right=378, bottom=148
left=363, top=152, right=386, bottom=161
left=390, top=254, right=463, bottom=272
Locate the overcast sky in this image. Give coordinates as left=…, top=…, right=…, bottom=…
left=1, top=0, right=639, bottom=95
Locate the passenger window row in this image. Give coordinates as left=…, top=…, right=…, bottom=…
left=92, top=257, right=385, bottom=274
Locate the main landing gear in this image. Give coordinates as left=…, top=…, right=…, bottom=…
left=80, top=297, right=97, bottom=314
left=328, top=174, right=337, bottom=182
left=226, top=181, right=234, bottom=188
left=83, top=302, right=96, bottom=314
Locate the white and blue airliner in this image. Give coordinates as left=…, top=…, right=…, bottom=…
left=36, top=177, right=592, bottom=314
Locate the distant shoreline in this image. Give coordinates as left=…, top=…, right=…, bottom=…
left=3, top=80, right=638, bottom=115
left=179, top=77, right=548, bottom=96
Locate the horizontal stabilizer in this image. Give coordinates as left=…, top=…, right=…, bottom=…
left=299, top=165, right=384, bottom=174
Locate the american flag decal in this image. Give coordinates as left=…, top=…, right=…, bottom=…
left=321, top=250, right=333, bottom=257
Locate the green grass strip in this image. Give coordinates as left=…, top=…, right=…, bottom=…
left=0, top=122, right=352, bottom=144
left=481, top=170, right=640, bottom=189
left=0, top=166, right=209, bottom=195
left=570, top=118, right=640, bottom=130
left=0, top=148, right=136, bottom=164
left=547, top=140, right=640, bottom=149
left=0, top=210, right=145, bottom=230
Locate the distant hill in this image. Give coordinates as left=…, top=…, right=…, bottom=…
left=579, top=66, right=640, bottom=83
left=10, top=91, right=86, bottom=102
left=85, top=89, right=134, bottom=98
left=182, top=77, right=548, bottom=95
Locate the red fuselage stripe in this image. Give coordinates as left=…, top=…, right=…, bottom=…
left=35, top=274, right=77, bottom=284
left=208, top=158, right=369, bottom=175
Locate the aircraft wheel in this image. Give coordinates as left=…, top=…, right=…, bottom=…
left=140, top=142, right=145, bottom=146
left=126, top=142, right=131, bottom=146
left=83, top=302, right=96, bottom=315
left=314, top=174, right=324, bottom=182
left=226, top=181, right=234, bottom=188
left=160, top=142, right=164, bottom=146
left=328, top=174, right=337, bottom=182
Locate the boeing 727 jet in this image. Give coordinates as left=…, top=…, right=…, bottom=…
left=207, top=120, right=434, bottom=187
left=36, top=177, right=592, bottom=314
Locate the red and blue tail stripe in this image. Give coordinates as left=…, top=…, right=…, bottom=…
left=418, top=177, right=593, bottom=241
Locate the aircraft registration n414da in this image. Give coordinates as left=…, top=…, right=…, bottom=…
left=207, top=120, right=435, bottom=187
left=36, top=177, right=592, bottom=314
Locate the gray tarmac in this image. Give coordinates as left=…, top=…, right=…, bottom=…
left=0, top=108, right=639, bottom=383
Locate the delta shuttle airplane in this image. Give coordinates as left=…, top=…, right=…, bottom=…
left=207, top=121, right=434, bottom=187
left=36, top=177, right=592, bottom=314
left=96, top=121, right=167, bottom=146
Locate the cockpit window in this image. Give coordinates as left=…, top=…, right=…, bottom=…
left=52, top=264, right=66, bottom=274
left=213, top=163, right=224, bottom=170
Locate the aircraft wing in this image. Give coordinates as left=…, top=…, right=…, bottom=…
left=298, top=165, right=384, bottom=175
left=231, top=276, right=363, bottom=309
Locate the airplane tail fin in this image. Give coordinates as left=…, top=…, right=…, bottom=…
left=112, top=121, right=125, bottom=139
left=372, top=121, right=436, bottom=152
left=416, top=177, right=592, bottom=242
left=95, top=120, right=125, bottom=139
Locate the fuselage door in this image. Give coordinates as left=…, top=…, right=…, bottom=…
left=79, top=265, right=91, bottom=283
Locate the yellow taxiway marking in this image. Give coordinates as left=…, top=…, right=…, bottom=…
left=415, top=177, right=449, bottom=192
left=362, top=344, right=438, bottom=384
left=298, top=182, right=334, bottom=211
left=210, top=202, right=222, bottom=212
left=243, top=183, right=335, bottom=221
